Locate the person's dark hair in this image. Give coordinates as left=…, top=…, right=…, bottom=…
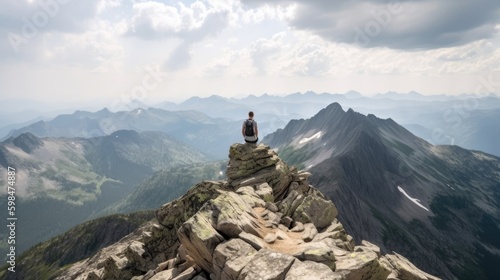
left=248, top=111, right=254, bottom=118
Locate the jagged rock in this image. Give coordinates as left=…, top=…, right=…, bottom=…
left=55, top=143, right=439, bottom=280
left=126, top=241, right=155, bottom=272
left=301, top=223, right=318, bottom=242
left=226, top=144, right=280, bottom=180
left=238, top=232, right=267, bottom=250
left=149, top=269, right=174, bottom=280
left=286, top=260, right=343, bottom=280
left=213, top=192, right=261, bottom=237
left=290, top=221, right=305, bottom=232
left=255, top=182, right=274, bottom=202
left=288, top=181, right=310, bottom=196
left=87, top=270, right=104, bottom=280
left=361, top=240, right=381, bottom=257
left=228, top=144, right=292, bottom=200
left=336, top=246, right=391, bottom=280
left=262, top=211, right=281, bottom=226
left=334, top=236, right=356, bottom=252
left=178, top=186, right=270, bottom=273
left=307, top=185, right=326, bottom=199
left=265, top=201, right=279, bottom=213
left=172, top=266, right=198, bottom=280
left=98, top=255, right=136, bottom=280
left=288, top=241, right=336, bottom=270
left=213, top=239, right=257, bottom=280
left=383, top=253, right=441, bottom=280
left=280, top=216, right=293, bottom=228
left=278, top=190, right=303, bottom=217
left=234, top=186, right=265, bottom=208
left=157, top=181, right=225, bottom=228
left=238, top=249, right=295, bottom=280
left=264, top=233, right=278, bottom=244
left=292, top=195, right=338, bottom=231
left=177, top=202, right=226, bottom=273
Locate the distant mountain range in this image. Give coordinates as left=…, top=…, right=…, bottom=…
left=0, top=130, right=208, bottom=256
left=1, top=108, right=239, bottom=159
left=3, top=92, right=500, bottom=158
left=151, top=92, right=500, bottom=157
left=262, top=103, right=500, bottom=279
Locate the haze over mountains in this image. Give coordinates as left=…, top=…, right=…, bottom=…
left=3, top=91, right=499, bottom=159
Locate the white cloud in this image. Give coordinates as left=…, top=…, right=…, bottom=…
left=201, top=28, right=500, bottom=81
left=97, top=0, right=122, bottom=14
left=53, top=20, right=126, bottom=72
left=0, top=0, right=102, bottom=58
left=126, top=1, right=231, bottom=70
left=1, top=0, right=499, bottom=105
left=240, top=3, right=296, bottom=24
left=127, top=1, right=228, bottom=40
left=242, top=0, right=500, bottom=50
left=204, top=48, right=254, bottom=78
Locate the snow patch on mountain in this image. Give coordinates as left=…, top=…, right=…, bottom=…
left=299, top=131, right=322, bottom=144
left=398, top=186, right=429, bottom=212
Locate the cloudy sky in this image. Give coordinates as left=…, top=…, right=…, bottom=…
left=0, top=0, right=499, bottom=108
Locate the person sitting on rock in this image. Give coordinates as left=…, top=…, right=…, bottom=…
left=242, top=111, right=258, bottom=144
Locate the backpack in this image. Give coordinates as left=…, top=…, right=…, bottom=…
left=244, top=120, right=255, bottom=136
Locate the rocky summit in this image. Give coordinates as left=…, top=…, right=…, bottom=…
left=56, top=144, right=440, bottom=280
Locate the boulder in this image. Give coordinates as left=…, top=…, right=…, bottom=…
left=238, top=249, right=295, bottom=280
left=226, top=144, right=280, bottom=180
left=149, top=269, right=174, bottom=280
left=177, top=203, right=226, bottom=273
left=301, top=223, right=318, bottom=242
left=292, top=195, right=338, bottom=231
left=213, top=239, right=257, bottom=280
left=384, top=253, right=441, bottom=280
left=157, top=181, right=225, bottom=228
left=335, top=246, right=391, bottom=280
left=288, top=241, right=336, bottom=270
left=213, top=192, right=261, bottom=238
left=286, top=260, right=343, bottom=280
left=255, top=183, right=274, bottom=202
left=238, top=232, right=267, bottom=250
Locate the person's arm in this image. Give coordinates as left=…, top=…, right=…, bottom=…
left=254, top=122, right=258, bottom=137
left=242, top=122, right=245, bottom=137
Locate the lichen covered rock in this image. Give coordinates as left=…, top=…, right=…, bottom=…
left=55, top=143, right=440, bottom=280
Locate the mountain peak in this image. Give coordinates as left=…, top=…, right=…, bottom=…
left=12, top=132, right=43, bottom=153
left=57, top=143, right=439, bottom=280
left=315, top=102, right=345, bottom=118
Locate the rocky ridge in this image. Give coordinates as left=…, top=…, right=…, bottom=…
left=56, top=144, right=439, bottom=280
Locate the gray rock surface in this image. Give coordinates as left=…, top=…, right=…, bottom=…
left=56, top=143, right=439, bottom=280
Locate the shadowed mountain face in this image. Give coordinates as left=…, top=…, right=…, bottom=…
left=262, top=103, right=500, bottom=279
left=0, top=131, right=208, bottom=257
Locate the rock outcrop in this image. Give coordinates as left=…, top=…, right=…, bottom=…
left=56, top=144, right=440, bottom=280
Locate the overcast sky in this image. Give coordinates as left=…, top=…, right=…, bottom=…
left=0, top=0, right=499, bottom=108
